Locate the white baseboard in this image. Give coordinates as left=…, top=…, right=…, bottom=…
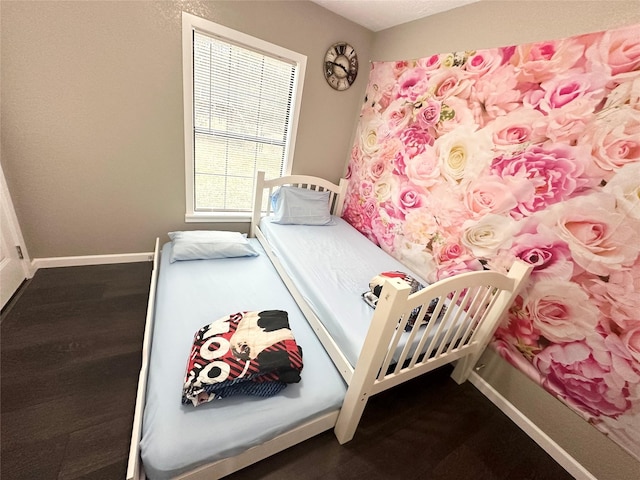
left=469, top=372, right=596, bottom=480
left=32, top=252, right=153, bottom=270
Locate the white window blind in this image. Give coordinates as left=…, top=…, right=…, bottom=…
left=183, top=13, right=306, bottom=221
left=191, top=31, right=297, bottom=213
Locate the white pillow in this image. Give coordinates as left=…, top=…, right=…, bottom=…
left=271, top=186, right=333, bottom=225
left=168, top=230, right=259, bottom=263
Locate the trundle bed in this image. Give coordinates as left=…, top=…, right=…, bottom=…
left=127, top=172, right=532, bottom=479
left=127, top=237, right=347, bottom=480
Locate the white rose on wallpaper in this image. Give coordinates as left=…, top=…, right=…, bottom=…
left=543, top=192, right=640, bottom=276
left=602, top=162, right=640, bottom=220
left=460, top=214, right=517, bottom=258
left=435, top=125, right=493, bottom=184
left=523, top=279, right=599, bottom=343
left=359, top=117, right=384, bottom=157
left=373, top=173, right=396, bottom=204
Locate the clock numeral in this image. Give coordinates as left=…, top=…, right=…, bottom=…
left=324, top=61, right=333, bottom=77
left=335, top=44, right=346, bottom=56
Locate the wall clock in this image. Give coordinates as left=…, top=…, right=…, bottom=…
left=324, top=42, right=358, bottom=91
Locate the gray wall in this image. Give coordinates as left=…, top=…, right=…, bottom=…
left=1, top=0, right=372, bottom=258
left=370, top=2, right=640, bottom=479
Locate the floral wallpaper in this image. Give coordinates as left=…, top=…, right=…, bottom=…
left=342, top=23, right=640, bottom=459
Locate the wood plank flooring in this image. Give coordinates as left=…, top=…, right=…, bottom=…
left=1, top=263, right=573, bottom=480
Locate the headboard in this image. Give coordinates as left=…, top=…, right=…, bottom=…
left=250, top=171, right=348, bottom=237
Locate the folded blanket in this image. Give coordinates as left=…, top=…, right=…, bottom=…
left=183, top=310, right=303, bottom=406
left=363, top=271, right=444, bottom=331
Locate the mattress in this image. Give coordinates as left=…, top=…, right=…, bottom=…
left=140, top=240, right=347, bottom=480
left=259, top=216, right=433, bottom=368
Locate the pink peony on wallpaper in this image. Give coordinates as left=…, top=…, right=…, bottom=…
left=342, top=23, right=640, bottom=459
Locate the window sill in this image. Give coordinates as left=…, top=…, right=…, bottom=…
left=185, top=212, right=252, bottom=223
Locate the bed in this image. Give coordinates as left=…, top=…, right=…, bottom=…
left=250, top=170, right=533, bottom=444
left=127, top=238, right=347, bottom=480
left=127, top=172, right=532, bottom=479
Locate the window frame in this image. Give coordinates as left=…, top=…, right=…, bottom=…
left=182, top=12, right=307, bottom=222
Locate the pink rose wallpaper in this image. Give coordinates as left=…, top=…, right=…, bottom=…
left=342, top=23, right=640, bottom=459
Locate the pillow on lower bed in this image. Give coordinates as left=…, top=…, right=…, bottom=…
left=168, top=230, right=259, bottom=263
left=271, top=186, right=333, bottom=225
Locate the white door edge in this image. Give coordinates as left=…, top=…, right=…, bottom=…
left=1, top=162, right=32, bottom=309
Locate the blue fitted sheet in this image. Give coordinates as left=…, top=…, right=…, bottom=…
left=259, top=216, right=432, bottom=368
left=140, top=240, right=347, bottom=480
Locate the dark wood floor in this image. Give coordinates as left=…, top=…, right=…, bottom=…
left=1, top=263, right=574, bottom=480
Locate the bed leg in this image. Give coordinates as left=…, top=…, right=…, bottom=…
left=334, top=279, right=411, bottom=444
left=334, top=392, right=368, bottom=444
left=450, top=355, right=477, bottom=384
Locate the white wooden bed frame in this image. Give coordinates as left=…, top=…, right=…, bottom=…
left=250, top=170, right=533, bottom=445
left=126, top=239, right=340, bottom=480
left=126, top=172, right=532, bottom=479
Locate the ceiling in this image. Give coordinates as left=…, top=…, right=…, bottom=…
left=310, top=0, right=480, bottom=32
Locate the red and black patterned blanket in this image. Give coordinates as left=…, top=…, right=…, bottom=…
left=182, top=310, right=303, bottom=406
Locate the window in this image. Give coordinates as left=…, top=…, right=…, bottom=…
left=182, top=13, right=307, bottom=222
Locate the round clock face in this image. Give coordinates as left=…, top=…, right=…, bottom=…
left=324, top=42, right=358, bottom=91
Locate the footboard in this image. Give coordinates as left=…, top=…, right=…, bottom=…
left=334, top=260, right=533, bottom=444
